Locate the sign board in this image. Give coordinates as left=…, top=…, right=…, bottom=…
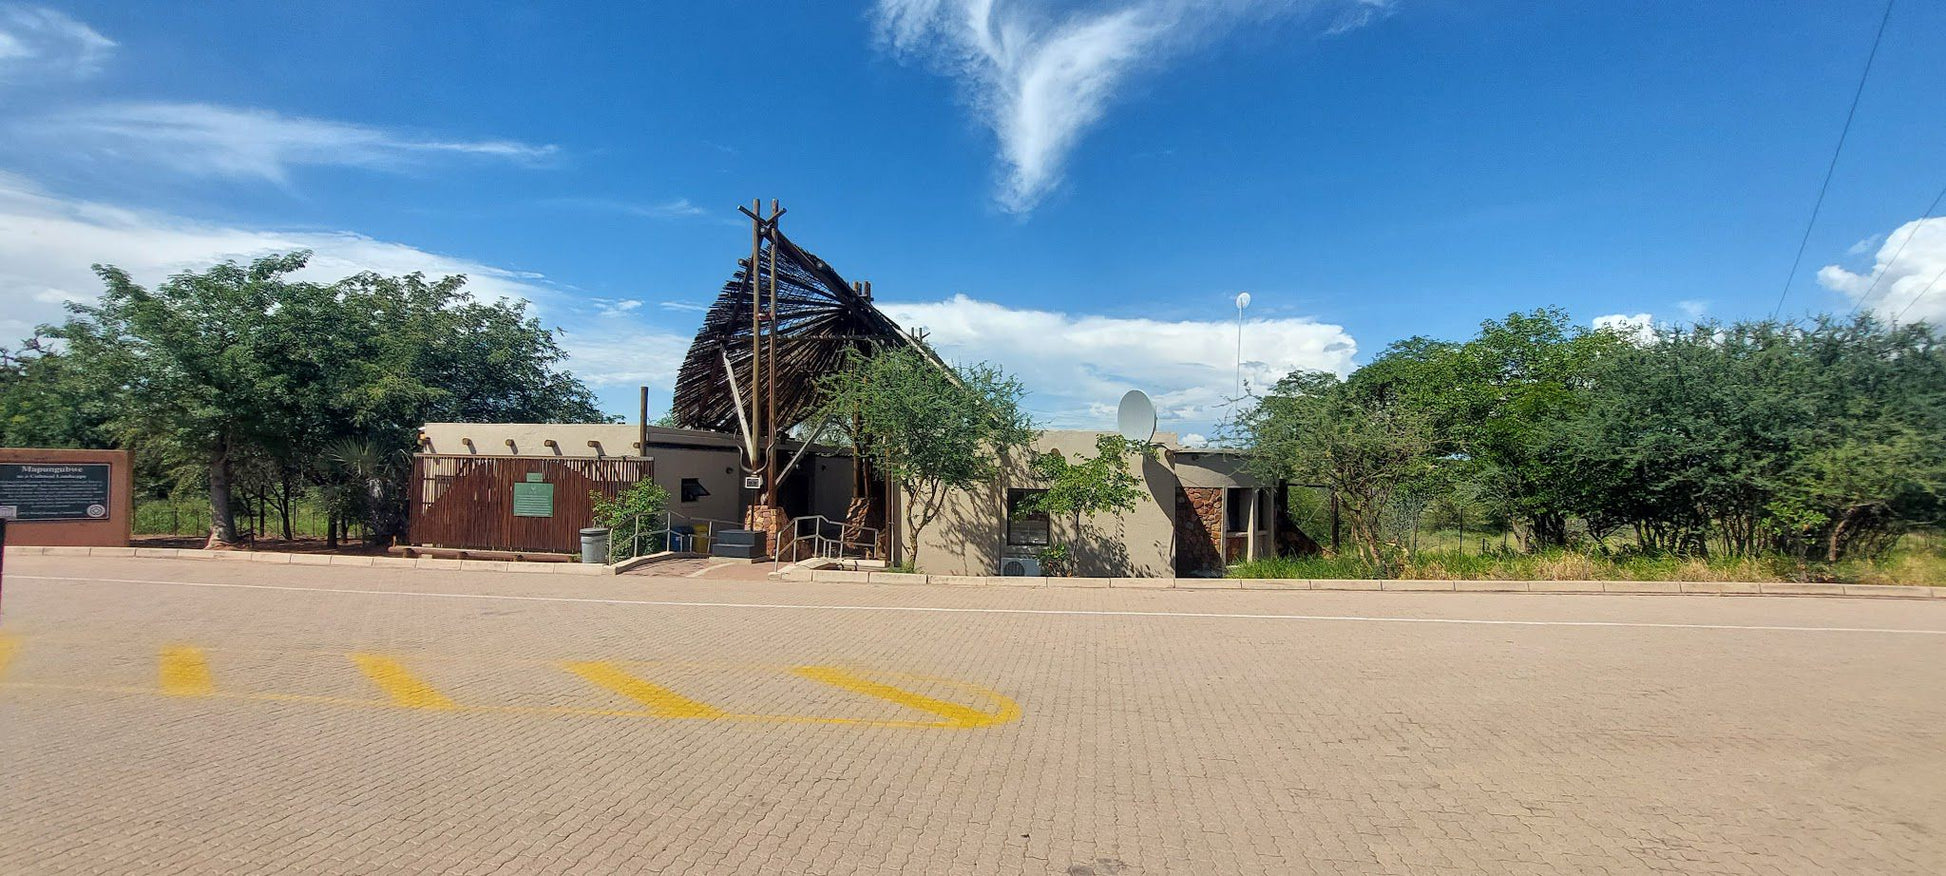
left=511, top=472, right=554, bottom=518
left=0, top=463, right=112, bottom=522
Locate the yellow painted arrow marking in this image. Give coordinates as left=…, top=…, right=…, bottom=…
left=350, top=654, right=457, bottom=710
left=563, top=661, right=726, bottom=718
left=159, top=646, right=213, bottom=696
left=792, top=665, right=1017, bottom=728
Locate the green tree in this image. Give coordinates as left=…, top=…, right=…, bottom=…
left=1353, top=309, right=1622, bottom=549
left=48, top=254, right=332, bottom=545
left=1237, top=371, right=1435, bottom=574
left=19, top=251, right=608, bottom=547
left=0, top=334, right=114, bottom=449
left=1024, top=434, right=1152, bottom=576
left=1569, top=315, right=1944, bottom=559
left=816, top=347, right=1036, bottom=569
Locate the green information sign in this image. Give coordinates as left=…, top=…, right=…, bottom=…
left=511, top=472, right=554, bottom=518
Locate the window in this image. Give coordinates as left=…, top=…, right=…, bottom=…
left=1007, top=489, right=1050, bottom=547
left=1226, top=487, right=1250, bottom=533
left=680, top=478, right=709, bottom=503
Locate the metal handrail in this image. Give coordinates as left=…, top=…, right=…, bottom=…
left=774, top=514, right=880, bottom=564
left=623, top=509, right=742, bottom=560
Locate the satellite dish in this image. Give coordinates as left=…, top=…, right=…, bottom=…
left=1117, top=390, right=1157, bottom=443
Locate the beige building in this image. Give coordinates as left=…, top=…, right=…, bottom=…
left=414, top=423, right=857, bottom=542
left=411, top=423, right=1290, bottom=576
left=418, top=423, right=749, bottom=528
left=904, top=431, right=1282, bottom=578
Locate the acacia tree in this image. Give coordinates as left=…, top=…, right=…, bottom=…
left=815, top=347, right=1035, bottom=569
left=1352, top=309, right=1621, bottom=549
left=52, top=254, right=330, bottom=546
left=30, top=251, right=606, bottom=547
left=1024, top=434, right=1152, bottom=575
left=1236, top=371, right=1434, bottom=575
left=1570, top=316, right=1944, bottom=560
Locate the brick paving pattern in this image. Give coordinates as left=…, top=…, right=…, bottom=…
left=1, top=555, right=1942, bottom=874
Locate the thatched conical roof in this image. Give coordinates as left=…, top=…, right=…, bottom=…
left=669, top=227, right=949, bottom=435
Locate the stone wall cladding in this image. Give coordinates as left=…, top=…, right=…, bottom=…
left=1174, top=486, right=1224, bottom=576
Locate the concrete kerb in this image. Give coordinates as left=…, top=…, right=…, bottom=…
left=3, top=546, right=1938, bottom=596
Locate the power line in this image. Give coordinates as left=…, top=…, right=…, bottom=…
left=1892, top=263, right=1946, bottom=323
left=1848, top=183, right=1946, bottom=316
left=1771, top=0, right=1898, bottom=318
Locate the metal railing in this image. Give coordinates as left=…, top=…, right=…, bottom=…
left=775, top=514, right=881, bottom=564
left=617, top=509, right=742, bottom=561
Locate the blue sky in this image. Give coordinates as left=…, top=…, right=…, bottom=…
left=2, top=1, right=1943, bottom=441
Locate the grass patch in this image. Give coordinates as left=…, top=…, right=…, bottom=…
left=1229, top=533, right=1944, bottom=585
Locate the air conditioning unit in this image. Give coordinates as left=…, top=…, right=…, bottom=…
left=1000, top=557, right=1042, bottom=577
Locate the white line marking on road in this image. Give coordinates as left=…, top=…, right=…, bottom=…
left=12, top=574, right=1946, bottom=636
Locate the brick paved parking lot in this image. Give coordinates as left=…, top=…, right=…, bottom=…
left=1, top=556, right=1942, bottom=874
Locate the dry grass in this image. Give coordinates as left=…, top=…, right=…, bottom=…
left=1230, top=532, right=1945, bottom=585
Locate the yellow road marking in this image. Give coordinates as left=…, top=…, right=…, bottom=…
left=562, top=661, right=726, bottom=718
left=159, top=646, right=214, bottom=696
left=350, top=654, right=457, bottom=710
left=792, top=665, right=1014, bottom=728
left=0, top=635, right=1018, bottom=728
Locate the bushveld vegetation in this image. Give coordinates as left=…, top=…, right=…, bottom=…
left=0, top=252, right=604, bottom=547
left=1232, top=310, right=1945, bottom=584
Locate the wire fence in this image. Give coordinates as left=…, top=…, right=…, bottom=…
left=132, top=498, right=366, bottom=542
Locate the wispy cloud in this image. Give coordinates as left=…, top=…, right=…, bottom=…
left=879, top=293, right=1356, bottom=432
left=0, top=4, right=114, bottom=81
left=1819, top=216, right=1946, bottom=325
left=1325, top=0, right=1397, bottom=36
left=658, top=300, right=710, bottom=313
left=873, top=0, right=1396, bottom=213
left=19, top=102, right=558, bottom=183
left=547, top=196, right=708, bottom=220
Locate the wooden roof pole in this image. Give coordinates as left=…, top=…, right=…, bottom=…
left=765, top=199, right=781, bottom=510
left=747, top=199, right=762, bottom=483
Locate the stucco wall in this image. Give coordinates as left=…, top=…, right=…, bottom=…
left=0, top=448, right=133, bottom=547
left=907, top=431, right=1179, bottom=578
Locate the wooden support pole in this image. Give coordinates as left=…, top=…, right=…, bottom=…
left=764, top=199, right=780, bottom=509
left=747, top=199, right=763, bottom=476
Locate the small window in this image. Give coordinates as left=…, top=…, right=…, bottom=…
left=1226, top=487, right=1250, bottom=533
left=680, top=478, right=709, bottom=503
left=1007, top=489, right=1050, bottom=547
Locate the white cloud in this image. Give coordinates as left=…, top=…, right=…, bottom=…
left=873, top=0, right=1395, bottom=213
left=1675, top=299, right=1708, bottom=321
left=879, top=293, right=1356, bottom=431
left=1592, top=312, right=1655, bottom=343
left=1325, top=0, right=1397, bottom=36
left=1178, top=432, right=1209, bottom=447
left=0, top=173, right=687, bottom=392
left=549, top=196, right=707, bottom=220
left=18, top=102, right=558, bottom=183
left=0, top=5, right=114, bottom=81
left=1818, top=216, right=1946, bottom=325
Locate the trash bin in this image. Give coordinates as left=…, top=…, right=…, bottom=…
left=579, top=527, right=610, bottom=564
